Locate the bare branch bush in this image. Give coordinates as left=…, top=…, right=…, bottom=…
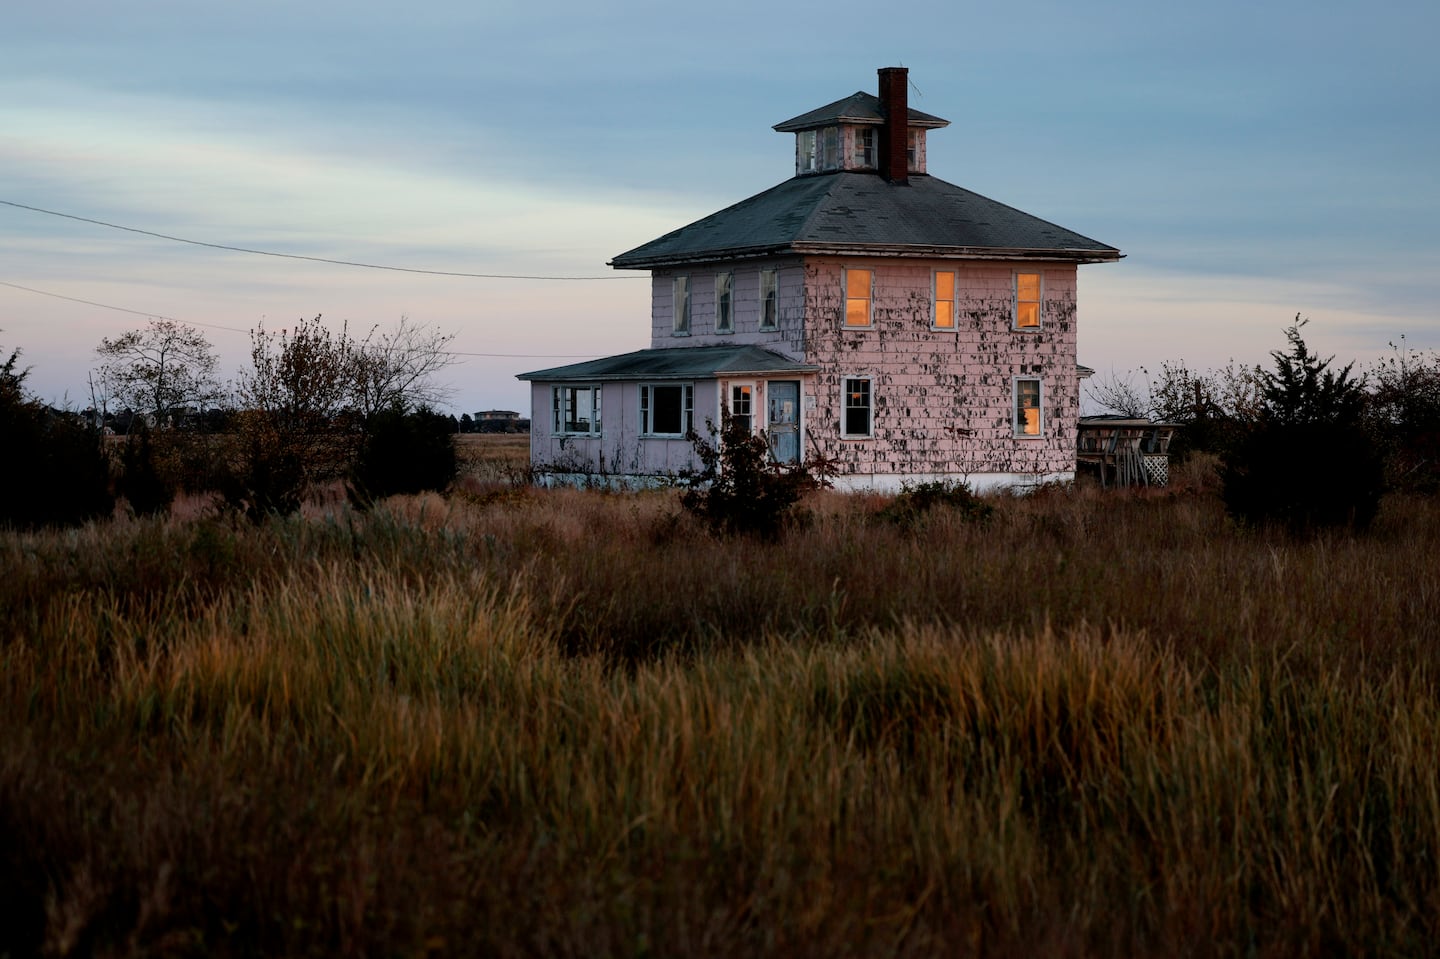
left=349, top=316, right=457, bottom=422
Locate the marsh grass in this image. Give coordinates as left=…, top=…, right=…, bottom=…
left=4, top=485, right=1440, bottom=956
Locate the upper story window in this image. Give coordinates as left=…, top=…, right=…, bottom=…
left=640, top=384, right=693, bottom=437
left=907, top=129, right=922, bottom=172
left=798, top=130, right=818, bottom=173
left=673, top=276, right=690, bottom=334
left=933, top=270, right=956, bottom=330
left=715, top=273, right=733, bottom=333
left=797, top=127, right=841, bottom=174
left=855, top=128, right=876, bottom=169
left=553, top=385, right=601, bottom=436
left=759, top=269, right=778, bottom=330
left=1014, top=272, right=1041, bottom=330
left=843, top=268, right=872, bottom=328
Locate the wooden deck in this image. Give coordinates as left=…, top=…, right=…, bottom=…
left=1077, top=418, right=1178, bottom=488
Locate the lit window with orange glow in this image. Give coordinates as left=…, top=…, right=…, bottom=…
left=842, top=377, right=872, bottom=437
left=844, top=269, right=872, bottom=328
left=1014, top=378, right=1042, bottom=437
left=933, top=270, right=956, bottom=330
left=1015, top=273, right=1041, bottom=330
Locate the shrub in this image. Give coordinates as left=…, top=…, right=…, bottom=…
left=680, top=411, right=821, bottom=539
left=0, top=349, right=113, bottom=529
left=116, top=422, right=175, bottom=517
left=875, top=479, right=993, bottom=529
left=348, top=407, right=458, bottom=508
left=1221, top=318, right=1383, bottom=532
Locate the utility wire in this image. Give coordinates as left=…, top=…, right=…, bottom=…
left=0, top=199, right=642, bottom=281
left=0, top=279, right=601, bottom=359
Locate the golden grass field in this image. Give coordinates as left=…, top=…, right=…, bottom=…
left=4, top=439, right=1439, bottom=957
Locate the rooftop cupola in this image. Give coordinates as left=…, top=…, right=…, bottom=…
left=772, top=67, right=949, bottom=179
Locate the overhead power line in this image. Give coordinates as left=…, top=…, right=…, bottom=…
left=0, top=279, right=601, bottom=359
left=0, top=199, right=642, bottom=281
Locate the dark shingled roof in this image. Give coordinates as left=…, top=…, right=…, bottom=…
left=772, top=92, right=949, bottom=132
left=517, top=345, right=818, bottom=382
left=609, top=172, right=1122, bottom=270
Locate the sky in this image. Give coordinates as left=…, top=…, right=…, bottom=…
left=3, top=0, right=1438, bottom=416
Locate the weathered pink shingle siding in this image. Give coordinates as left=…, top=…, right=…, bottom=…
left=800, top=258, right=1079, bottom=478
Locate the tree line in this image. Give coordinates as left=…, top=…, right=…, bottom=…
left=2, top=315, right=466, bottom=527
left=1087, top=316, right=1440, bottom=530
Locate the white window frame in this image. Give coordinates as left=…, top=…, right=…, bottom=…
left=841, top=376, right=873, bottom=439
left=820, top=126, right=839, bottom=171
left=1013, top=272, right=1042, bottom=331
left=552, top=384, right=602, bottom=436
left=639, top=383, right=694, bottom=437
left=842, top=267, right=872, bottom=329
left=855, top=127, right=876, bottom=169
left=932, top=269, right=957, bottom=331
left=714, top=272, right=733, bottom=333
left=728, top=382, right=756, bottom=435
left=798, top=130, right=818, bottom=173
left=1013, top=377, right=1043, bottom=438
left=673, top=275, right=690, bottom=335
left=759, top=269, right=778, bottom=330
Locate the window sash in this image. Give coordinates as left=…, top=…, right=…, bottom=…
left=673, top=276, right=690, bottom=334
left=715, top=273, right=733, bottom=332
left=641, top=384, right=693, bottom=436
left=856, top=128, right=875, bottom=168
left=1015, top=378, right=1042, bottom=437
left=1015, top=273, right=1041, bottom=329
left=933, top=270, right=956, bottom=329
left=553, top=385, right=601, bottom=435
left=759, top=269, right=778, bottom=330
left=730, top=384, right=754, bottom=434
left=843, top=378, right=872, bottom=437
left=844, top=268, right=872, bottom=328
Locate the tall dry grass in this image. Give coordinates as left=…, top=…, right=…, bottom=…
left=3, top=483, right=1440, bottom=956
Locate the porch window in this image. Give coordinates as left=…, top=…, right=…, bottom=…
left=844, top=268, right=872, bottom=328
left=1015, top=272, right=1041, bottom=330
left=759, top=269, right=778, bottom=330
left=730, top=384, right=754, bottom=434
left=673, top=276, right=690, bottom=334
left=640, top=384, right=693, bottom=437
left=553, top=385, right=601, bottom=436
left=715, top=272, right=733, bottom=333
left=1014, top=378, right=1042, bottom=437
left=842, top=377, right=872, bottom=438
left=933, top=270, right=956, bottom=330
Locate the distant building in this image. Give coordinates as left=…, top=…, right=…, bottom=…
left=519, top=67, right=1121, bottom=490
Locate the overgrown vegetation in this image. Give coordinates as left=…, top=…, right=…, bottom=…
left=680, top=410, right=827, bottom=538
left=876, top=478, right=994, bottom=529
left=0, top=344, right=113, bottom=529
left=5, top=472, right=1440, bottom=956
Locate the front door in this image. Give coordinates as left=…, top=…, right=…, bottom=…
left=767, top=380, right=800, bottom=464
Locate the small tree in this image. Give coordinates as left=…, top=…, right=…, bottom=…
left=681, top=411, right=820, bottom=539
left=224, top=316, right=359, bottom=520
left=1221, top=317, right=1383, bottom=532
left=94, top=320, right=222, bottom=428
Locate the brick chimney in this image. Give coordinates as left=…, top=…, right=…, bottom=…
left=877, top=66, right=909, bottom=184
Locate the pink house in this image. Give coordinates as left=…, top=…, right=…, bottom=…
left=519, top=67, right=1122, bottom=491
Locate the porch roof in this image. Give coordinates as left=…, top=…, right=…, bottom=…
left=517, top=345, right=819, bottom=382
